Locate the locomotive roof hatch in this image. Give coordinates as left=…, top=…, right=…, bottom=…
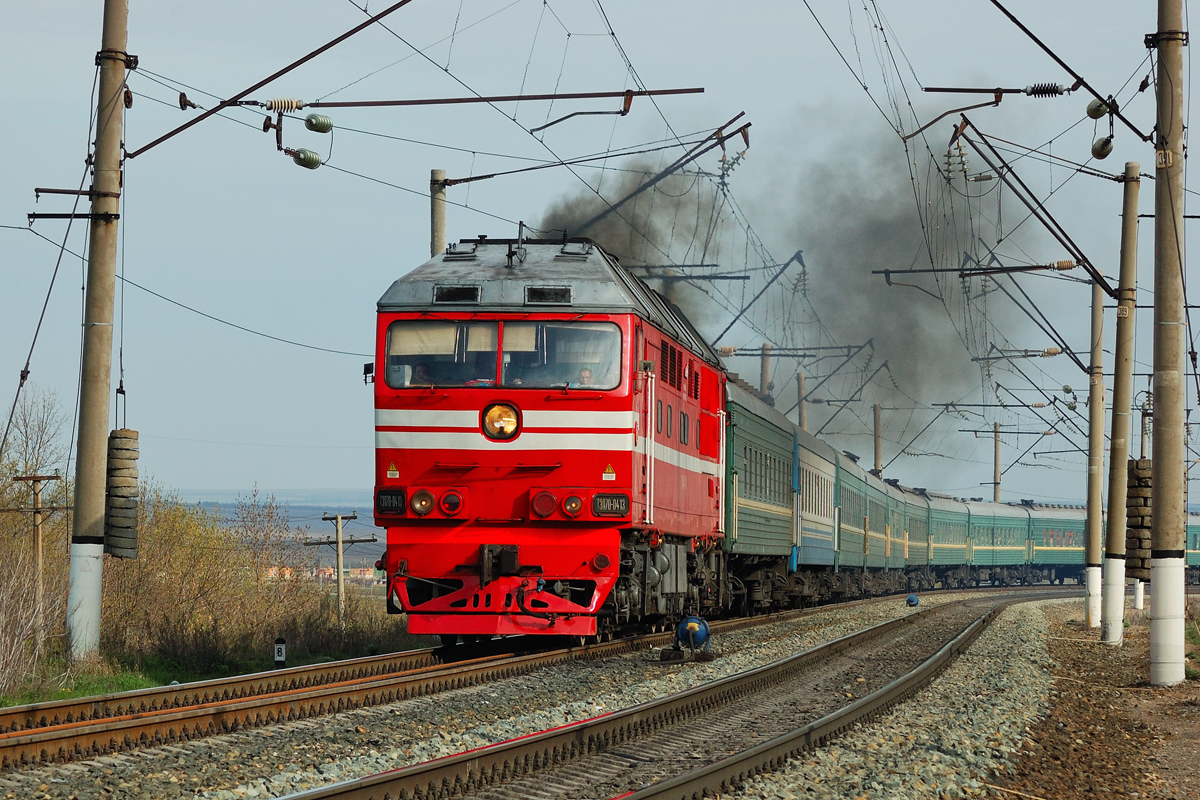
left=378, top=237, right=722, bottom=366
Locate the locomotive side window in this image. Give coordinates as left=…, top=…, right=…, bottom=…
left=385, top=321, right=498, bottom=387
left=500, top=321, right=621, bottom=389
left=657, top=400, right=663, bottom=433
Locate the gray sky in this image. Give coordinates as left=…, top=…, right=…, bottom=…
left=1, top=1, right=1188, bottom=505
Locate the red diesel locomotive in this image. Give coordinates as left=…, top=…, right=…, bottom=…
left=373, top=237, right=726, bottom=640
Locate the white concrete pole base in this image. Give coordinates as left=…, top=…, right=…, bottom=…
left=1149, top=557, right=1186, bottom=686
left=66, top=542, right=104, bottom=659
left=1100, top=557, right=1126, bottom=645
left=1085, top=565, right=1102, bottom=628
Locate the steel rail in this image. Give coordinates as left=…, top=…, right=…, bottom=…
left=272, top=604, right=963, bottom=800
left=0, top=648, right=442, bottom=734
left=0, top=637, right=645, bottom=770
left=0, top=601, right=850, bottom=770
left=1, top=588, right=897, bottom=739
left=274, top=591, right=1069, bottom=800
left=0, top=588, right=1064, bottom=771
left=621, top=592, right=1063, bottom=800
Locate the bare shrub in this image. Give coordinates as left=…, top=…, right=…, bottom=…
left=0, top=542, right=37, bottom=696
left=103, top=484, right=323, bottom=673
left=100, top=484, right=421, bottom=674
left=0, top=386, right=71, bottom=696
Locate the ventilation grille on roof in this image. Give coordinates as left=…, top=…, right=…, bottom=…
left=433, top=285, right=481, bottom=303
left=525, top=286, right=573, bottom=305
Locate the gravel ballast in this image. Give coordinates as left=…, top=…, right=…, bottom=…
left=0, top=592, right=1020, bottom=800
left=732, top=600, right=1057, bottom=800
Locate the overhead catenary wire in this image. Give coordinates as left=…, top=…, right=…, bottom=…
left=1, top=65, right=101, bottom=464
left=333, top=0, right=688, bottom=267
left=5, top=225, right=372, bottom=358
left=126, top=0, right=420, bottom=159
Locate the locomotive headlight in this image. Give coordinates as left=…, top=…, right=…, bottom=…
left=562, top=495, right=583, bottom=517
left=410, top=489, right=435, bottom=516
left=482, top=403, right=520, bottom=440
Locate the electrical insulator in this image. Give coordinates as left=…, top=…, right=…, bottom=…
left=266, top=98, right=306, bottom=112
left=1086, top=98, right=1109, bottom=119
left=1041, top=347, right=1061, bottom=357
left=1092, top=136, right=1114, bottom=160
left=305, top=114, right=333, bottom=133
left=1051, top=260, right=1077, bottom=270
left=292, top=149, right=322, bottom=169
left=1024, top=83, right=1064, bottom=97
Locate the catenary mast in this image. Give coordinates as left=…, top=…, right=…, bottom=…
left=66, top=0, right=129, bottom=658
left=1149, top=0, right=1187, bottom=686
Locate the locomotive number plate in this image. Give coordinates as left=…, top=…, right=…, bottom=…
left=592, top=493, right=630, bottom=517
left=376, top=489, right=407, bottom=515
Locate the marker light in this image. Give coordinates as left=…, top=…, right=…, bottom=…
left=562, top=495, right=583, bottom=517
left=410, top=489, right=435, bottom=516
left=440, top=490, right=463, bottom=516
left=483, top=403, right=520, bottom=440
left=531, top=490, right=557, bottom=518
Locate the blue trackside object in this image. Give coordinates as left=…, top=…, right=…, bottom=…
left=906, top=594, right=920, bottom=607
left=677, top=615, right=710, bottom=648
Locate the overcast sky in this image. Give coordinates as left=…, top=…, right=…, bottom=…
left=1, top=1, right=1189, bottom=505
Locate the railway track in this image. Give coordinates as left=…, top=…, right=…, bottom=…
left=0, top=587, right=1072, bottom=774
left=0, top=648, right=443, bottom=735
left=0, top=596, right=882, bottom=771
left=270, top=590, right=1070, bottom=800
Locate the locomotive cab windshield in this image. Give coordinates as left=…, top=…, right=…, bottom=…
left=385, top=318, right=622, bottom=390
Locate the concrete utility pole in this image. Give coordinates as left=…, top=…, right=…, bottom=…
left=430, top=168, right=447, bottom=257
left=759, top=342, right=772, bottom=398
left=67, top=0, right=129, bottom=659
left=1084, top=280, right=1105, bottom=628
left=797, top=373, right=807, bottom=431
left=1101, top=162, right=1140, bottom=646
left=993, top=422, right=1001, bottom=503
left=1141, top=383, right=1153, bottom=459
left=1150, top=0, right=1187, bottom=686
left=873, top=403, right=883, bottom=477
left=328, top=512, right=353, bottom=633
left=13, top=475, right=62, bottom=652
left=306, top=513, right=372, bottom=635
